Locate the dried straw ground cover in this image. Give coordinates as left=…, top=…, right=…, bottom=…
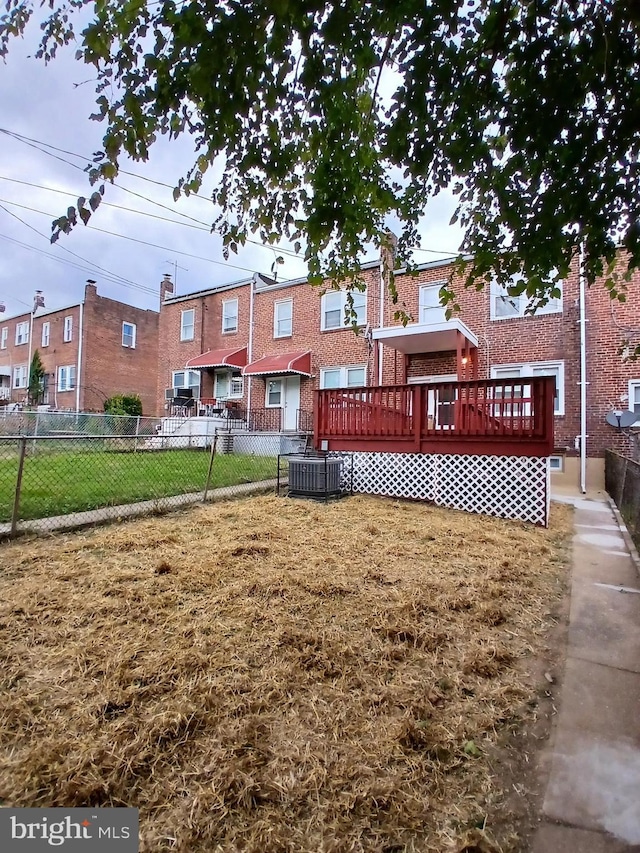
left=0, top=495, right=572, bottom=852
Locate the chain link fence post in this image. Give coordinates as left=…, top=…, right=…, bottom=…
left=203, top=434, right=218, bottom=502
left=10, top=436, right=28, bottom=538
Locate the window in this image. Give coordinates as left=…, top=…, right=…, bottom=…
left=490, top=276, right=562, bottom=320
left=172, top=370, right=200, bottom=395
left=418, top=282, right=447, bottom=324
left=214, top=370, right=244, bottom=399
left=122, top=321, right=137, bottom=348
left=57, top=365, right=76, bottom=392
left=15, top=321, right=29, bottom=345
left=321, top=288, right=366, bottom=331
left=41, top=322, right=50, bottom=347
left=63, top=315, right=73, bottom=342
left=1, top=327, right=7, bottom=349
left=180, top=309, right=195, bottom=341
left=266, top=379, right=282, bottom=407
left=549, top=456, right=564, bottom=472
left=13, top=364, right=28, bottom=389
left=628, top=380, right=640, bottom=424
left=490, top=361, right=564, bottom=415
left=222, top=299, right=239, bottom=333
left=274, top=299, right=293, bottom=338
left=320, top=364, right=367, bottom=389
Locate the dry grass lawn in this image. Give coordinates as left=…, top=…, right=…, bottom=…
left=0, top=495, right=572, bottom=852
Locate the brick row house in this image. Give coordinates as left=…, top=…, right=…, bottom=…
left=0, top=281, right=159, bottom=414
left=157, top=250, right=640, bottom=492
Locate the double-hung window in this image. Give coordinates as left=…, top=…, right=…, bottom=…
left=320, top=364, right=367, bottom=389
left=490, top=361, right=564, bottom=415
left=63, top=316, right=73, bottom=342
left=321, top=289, right=366, bottom=331
left=180, top=309, right=195, bottom=341
left=490, top=276, right=563, bottom=320
left=418, top=282, right=447, bottom=324
left=13, top=364, right=28, bottom=389
left=274, top=299, right=293, bottom=338
left=214, top=370, right=243, bottom=399
left=222, top=299, right=239, bottom=333
left=122, top=322, right=137, bottom=348
left=15, top=321, right=29, bottom=345
left=172, top=370, right=200, bottom=396
left=41, top=322, right=50, bottom=347
left=57, top=365, right=76, bottom=392
left=628, top=380, right=640, bottom=425
left=1, top=327, right=7, bottom=349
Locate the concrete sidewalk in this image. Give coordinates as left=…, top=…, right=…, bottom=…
left=532, top=493, right=640, bottom=852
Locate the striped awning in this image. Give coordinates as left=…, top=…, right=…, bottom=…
left=243, top=351, right=312, bottom=377
left=185, top=347, right=247, bottom=370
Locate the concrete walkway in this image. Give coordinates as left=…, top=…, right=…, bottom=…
left=532, top=493, right=640, bottom=852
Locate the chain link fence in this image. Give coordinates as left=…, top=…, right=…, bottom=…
left=0, top=431, right=309, bottom=538
left=605, top=449, right=640, bottom=551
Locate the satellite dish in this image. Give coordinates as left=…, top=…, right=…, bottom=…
left=606, top=409, right=637, bottom=428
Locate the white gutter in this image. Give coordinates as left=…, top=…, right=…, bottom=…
left=75, top=298, right=84, bottom=413
left=579, top=243, right=588, bottom=494
left=378, top=258, right=385, bottom=385
left=247, top=273, right=257, bottom=416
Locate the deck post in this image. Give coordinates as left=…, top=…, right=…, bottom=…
left=413, top=385, right=424, bottom=451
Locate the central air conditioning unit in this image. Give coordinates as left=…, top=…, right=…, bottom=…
left=287, top=455, right=343, bottom=501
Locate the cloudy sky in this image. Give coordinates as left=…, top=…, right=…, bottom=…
left=0, top=11, right=463, bottom=321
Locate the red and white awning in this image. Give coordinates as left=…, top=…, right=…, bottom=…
left=243, top=351, right=312, bottom=377
left=185, top=346, right=247, bottom=370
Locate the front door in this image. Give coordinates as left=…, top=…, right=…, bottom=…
left=266, top=375, right=301, bottom=430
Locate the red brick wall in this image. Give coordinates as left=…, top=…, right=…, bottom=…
left=80, top=284, right=160, bottom=415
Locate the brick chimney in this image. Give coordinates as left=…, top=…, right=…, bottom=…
left=160, top=274, right=174, bottom=302
left=85, top=279, right=98, bottom=300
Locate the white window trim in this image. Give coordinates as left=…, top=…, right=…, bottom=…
left=549, top=455, right=564, bottom=472
left=628, top=380, right=640, bottom=426
left=171, top=369, right=200, bottom=394
left=273, top=299, right=293, bottom=338
left=214, top=369, right=244, bottom=400
left=265, top=377, right=283, bottom=408
left=1, top=327, right=7, bottom=349
left=57, top=365, right=76, bottom=392
left=418, top=281, right=448, bottom=324
left=180, top=309, right=195, bottom=342
left=320, top=289, right=367, bottom=331
left=222, top=298, right=239, bottom=333
left=63, top=315, right=73, bottom=342
left=122, top=321, right=137, bottom=348
left=41, top=322, right=50, bottom=347
left=490, top=360, right=565, bottom=415
left=15, top=321, right=29, bottom=346
left=13, top=364, right=28, bottom=389
left=490, top=277, right=563, bottom=320
left=319, top=364, right=367, bottom=389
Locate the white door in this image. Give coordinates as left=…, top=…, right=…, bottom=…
left=283, top=375, right=300, bottom=430
left=265, top=375, right=301, bottom=431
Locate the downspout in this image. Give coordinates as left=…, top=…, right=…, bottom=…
left=75, top=298, right=84, bottom=413
left=579, top=243, right=588, bottom=494
left=248, top=274, right=257, bottom=420
left=378, top=259, right=385, bottom=386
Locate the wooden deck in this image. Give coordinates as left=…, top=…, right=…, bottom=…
left=314, top=377, right=555, bottom=457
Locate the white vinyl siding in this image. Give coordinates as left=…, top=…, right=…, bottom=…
left=320, top=364, right=367, bottom=389
left=222, top=298, right=239, bottom=333
left=490, top=277, right=562, bottom=320
left=122, top=322, right=137, bottom=348
left=41, top=322, right=50, bottom=347
left=180, top=309, right=195, bottom=341
left=57, top=365, right=76, bottom=392
left=13, top=364, right=28, bottom=389
left=274, top=299, right=293, bottom=338
left=321, top=289, right=366, bottom=331
left=15, top=321, right=29, bottom=345
left=491, top=361, right=564, bottom=415
left=63, top=315, right=73, bottom=342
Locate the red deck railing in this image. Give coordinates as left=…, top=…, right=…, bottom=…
left=314, top=377, right=555, bottom=457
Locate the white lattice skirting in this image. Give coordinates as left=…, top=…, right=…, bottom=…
left=334, top=452, right=550, bottom=526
